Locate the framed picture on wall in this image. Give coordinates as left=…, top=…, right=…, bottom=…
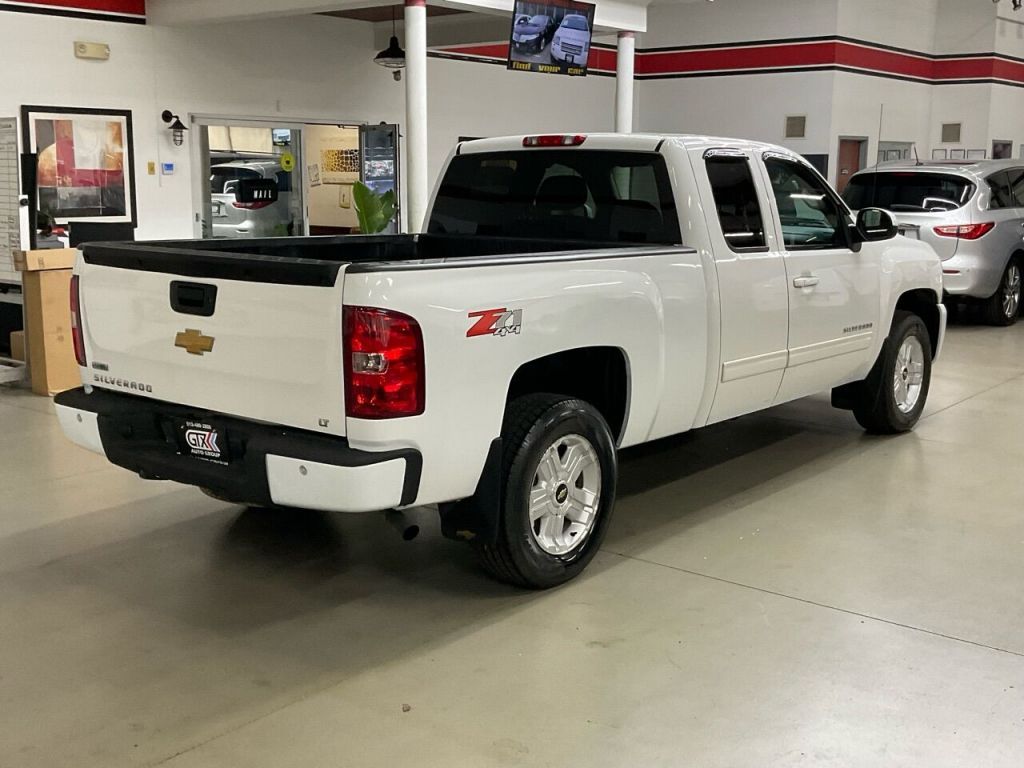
left=20, top=105, right=136, bottom=226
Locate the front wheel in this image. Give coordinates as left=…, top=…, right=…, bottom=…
left=852, top=311, right=932, bottom=434
left=983, top=258, right=1021, bottom=326
left=474, top=394, right=617, bottom=589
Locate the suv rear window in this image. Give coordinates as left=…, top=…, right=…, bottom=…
left=211, top=167, right=260, bottom=195
left=428, top=150, right=681, bottom=245
left=842, top=172, right=975, bottom=212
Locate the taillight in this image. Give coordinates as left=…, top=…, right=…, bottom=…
left=933, top=222, right=995, bottom=240
left=523, top=134, right=586, bottom=147
left=343, top=306, right=425, bottom=419
left=231, top=200, right=273, bottom=210
left=70, top=275, right=86, bottom=366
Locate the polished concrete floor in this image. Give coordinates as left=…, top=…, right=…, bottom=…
left=2, top=319, right=1024, bottom=768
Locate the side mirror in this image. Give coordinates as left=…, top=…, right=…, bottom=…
left=853, top=207, right=898, bottom=242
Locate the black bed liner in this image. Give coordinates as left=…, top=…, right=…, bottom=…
left=81, top=234, right=688, bottom=286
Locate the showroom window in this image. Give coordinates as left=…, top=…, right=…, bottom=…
left=704, top=155, right=767, bottom=251
left=765, top=157, right=846, bottom=250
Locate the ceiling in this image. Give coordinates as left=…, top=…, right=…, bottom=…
left=322, top=5, right=468, bottom=22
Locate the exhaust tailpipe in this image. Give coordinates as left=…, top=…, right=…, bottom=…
left=386, top=510, right=420, bottom=541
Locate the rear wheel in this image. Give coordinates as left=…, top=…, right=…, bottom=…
left=474, top=394, right=617, bottom=589
left=852, top=311, right=932, bottom=434
left=983, top=258, right=1021, bottom=326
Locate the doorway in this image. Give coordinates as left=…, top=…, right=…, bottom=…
left=191, top=118, right=400, bottom=238
left=836, top=137, right=867, bottom=193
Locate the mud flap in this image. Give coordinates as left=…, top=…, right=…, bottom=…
left=439, top=438, right=502, bottom=545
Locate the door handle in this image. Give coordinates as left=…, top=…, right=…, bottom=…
left=793, top=276, right=820, bottom=289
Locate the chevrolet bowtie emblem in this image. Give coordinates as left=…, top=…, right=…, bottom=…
left=175, top=328, right=215, bottom=356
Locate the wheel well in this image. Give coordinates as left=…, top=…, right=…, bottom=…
left=895, top=289, right=940, bottom=357
left=507, top=347, right=629, bottom=441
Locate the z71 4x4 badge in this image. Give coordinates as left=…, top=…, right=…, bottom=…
left=467, top=308, right=523, bottom=338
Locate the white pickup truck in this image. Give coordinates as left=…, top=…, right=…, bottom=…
left=56, top=133, right=946, bottom=588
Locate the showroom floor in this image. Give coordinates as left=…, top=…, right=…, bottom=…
left=2, top=319, right=1023, bottom=768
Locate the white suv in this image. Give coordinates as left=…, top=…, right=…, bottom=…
left=550, top=14, right=590, bottom=66
left=210, top=160, right=293, bottom=239
left=844, top=160, right=1024, bottom=325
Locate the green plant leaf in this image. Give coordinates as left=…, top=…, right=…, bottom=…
left=353, top=181, right=397, bottom=234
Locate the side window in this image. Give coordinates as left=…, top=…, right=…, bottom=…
left=704, top=155, right=767, bottom=251
left=1007, top=168, right=1024, bottom=207
left=765, top=157, right=847, bottom=250
left=988, top=171, right=1013, bottom=210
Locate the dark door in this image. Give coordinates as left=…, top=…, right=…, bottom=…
left=837, top=139, right=864, bottom=193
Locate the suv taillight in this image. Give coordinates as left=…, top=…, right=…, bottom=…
left=343, top=306, right=425, bottom=419
left=231, top=200, right=273, bottom=210
left=70, top=275, right=86, bottom=366
left=933, top=222, right=995, bottom=240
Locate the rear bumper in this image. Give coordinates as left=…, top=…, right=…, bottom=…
left=53, top=387, right=421, bottom=513
left=941, top=249, right=1006, bottom=299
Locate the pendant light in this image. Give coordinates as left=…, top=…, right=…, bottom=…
left=374, top=6, right=407, bottom=81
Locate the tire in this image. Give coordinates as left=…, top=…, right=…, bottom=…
left=474, top=394, right=617, bottom=589
left=852, top=310, right=932, bottom=434
left=983, top=258, right=1021, bottom=326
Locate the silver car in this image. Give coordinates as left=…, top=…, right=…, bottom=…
left=844, top=160, right=1024, bottom=325
left=210, top=160, right=293, bottom=239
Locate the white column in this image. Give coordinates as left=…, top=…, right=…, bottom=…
left=615, top=31, right=635, bottom=134
left=404, top=0, right=428, bottom=232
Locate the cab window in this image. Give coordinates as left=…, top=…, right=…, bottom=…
left=765, top=157, right=848, bottom=250
left=705, top=155, right=767, bottom=251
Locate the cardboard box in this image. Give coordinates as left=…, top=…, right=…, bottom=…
left=9, top=330, right=24, bottom=362
left=15, top=249, right=81, bottom=396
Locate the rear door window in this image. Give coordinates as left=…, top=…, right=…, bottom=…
left=988, top=171, right=1014, bottom=210
left=842, top=172, right=975, bottom=212
left=1008, top=168, right=1024, bottom=207
left=428, top=150, right=682, bottom=245
left=705, top=155, right=767, bottom=251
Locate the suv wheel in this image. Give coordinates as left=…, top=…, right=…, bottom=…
left=474, top=394, right=617, bottom=589
left=984, top=258, right=1021, bottom=326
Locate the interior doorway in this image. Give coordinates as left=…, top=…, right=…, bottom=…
left=191, top=117, right=400, bottom=239
left=836, top=137, right=867, bottom=194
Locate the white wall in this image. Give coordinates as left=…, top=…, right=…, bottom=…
left=0, top=10, right=617, bottom=241
left=0, top=12, right=402, bottom=240
left=641, top=0, right=838, bottom=47
left=426, top=59, right=615, bottom=185
left=639, top=72, right=836, bottom=156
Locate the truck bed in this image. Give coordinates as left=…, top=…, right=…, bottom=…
left=81, top=234, right=670, bottom=285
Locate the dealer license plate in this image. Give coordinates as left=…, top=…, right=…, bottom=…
left=175, top=418, right=231, bottom=465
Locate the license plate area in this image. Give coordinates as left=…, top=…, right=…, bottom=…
left=175, top=418, right=231, bottom=465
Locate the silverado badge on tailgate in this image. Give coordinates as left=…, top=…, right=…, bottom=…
left=175, top=328, right=215, bottom=355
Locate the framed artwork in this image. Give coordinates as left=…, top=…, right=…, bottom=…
left=20, top=105, right=136, bottom=226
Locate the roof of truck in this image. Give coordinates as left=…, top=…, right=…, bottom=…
left=456, top=133, right=801, bottom=159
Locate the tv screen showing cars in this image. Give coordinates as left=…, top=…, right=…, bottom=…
left=507, top=0, right=595, bottom=77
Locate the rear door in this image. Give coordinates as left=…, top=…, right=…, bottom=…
left=761, top=154, right=882, bottom=403
left=77, top=252, right=348, bottom=436
left=697, top=148, right=790, bottom=422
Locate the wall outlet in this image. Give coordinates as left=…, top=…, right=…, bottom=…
left=74, top=41, right=110, bottom=61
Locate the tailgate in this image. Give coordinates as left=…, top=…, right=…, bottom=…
left=77, top=249, right=348, bottom=437
left=887, top=211, right=960, bottom=261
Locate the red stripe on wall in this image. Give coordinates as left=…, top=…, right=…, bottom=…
left=4, top=0, right=144, bottom=16
left=435, top=41, right=617, bottom=72
left=435, top=37, right=1024, bottom=85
